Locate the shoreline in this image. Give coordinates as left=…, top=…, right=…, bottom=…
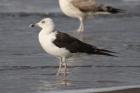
left=46, top=85, right=140, bottom=93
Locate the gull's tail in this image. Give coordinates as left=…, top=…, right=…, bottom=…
left=97, top=4, right=125, bottom=14
left=94, top=48, right=117, bottom=57
left=106, top=6, right=125, bottom=14
left=87, top=47, right=117, bottom=57
left=79, top=42, right=117, bottom=57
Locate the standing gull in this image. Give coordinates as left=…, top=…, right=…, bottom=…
left=30, top=18, right=115, bottom=75
left=59, top=0, right=124, bottom=32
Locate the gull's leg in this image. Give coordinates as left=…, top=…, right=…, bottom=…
left=57, top=57, right=63, bottom=76
left=76, top=17, right=85, bottom=41
left=62, top=57, right=68, bottom=76
left=77, top=17, right=84, bottom=33
left=58, top=58, right=69, bottom=86
left=63, top=60, right=68, bottom=87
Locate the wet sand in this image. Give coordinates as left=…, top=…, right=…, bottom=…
left=46, top=85, right=140, bottom=93
left=104, top=88, right=140, bottom=93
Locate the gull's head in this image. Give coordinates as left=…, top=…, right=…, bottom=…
left=30, top=18, right=55, bottom=30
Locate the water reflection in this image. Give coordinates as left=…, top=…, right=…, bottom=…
left=38, top=67, right=71, bottom=91
left=57, top=73, right=71, bottom=87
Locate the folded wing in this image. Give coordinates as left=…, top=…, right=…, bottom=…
left=53, top=31, right=115, bottom=56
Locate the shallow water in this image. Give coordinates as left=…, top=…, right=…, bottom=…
left=0, top=0, right=140, bottom=93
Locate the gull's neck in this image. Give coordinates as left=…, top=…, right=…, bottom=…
left=41, top=25, right=55, bottom=35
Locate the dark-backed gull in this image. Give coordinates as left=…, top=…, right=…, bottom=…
left=30, top=18, right=115, bottom=75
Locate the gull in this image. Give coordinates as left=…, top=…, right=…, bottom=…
left=30, top=18, right=115, bottom=75
left=59, top=0, right=124, bottom=32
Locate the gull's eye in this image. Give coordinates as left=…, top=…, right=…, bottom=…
left=41, top=21, right=45, bottom=24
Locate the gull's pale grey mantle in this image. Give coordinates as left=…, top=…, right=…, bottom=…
left=30, top=18, right=115, bottom=75
left=72, top=0, right=122, bottom=13
left=59, top=0, right=124, bottom=32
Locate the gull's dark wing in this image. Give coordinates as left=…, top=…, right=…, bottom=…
left=53, top=31, right=115, bottom=56
left=53, top=31, right=96, bottom=53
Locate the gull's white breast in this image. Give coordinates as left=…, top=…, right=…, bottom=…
left=59, top=0, right=84, bottom=18
left=38, top=31, right=71, bottom=58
